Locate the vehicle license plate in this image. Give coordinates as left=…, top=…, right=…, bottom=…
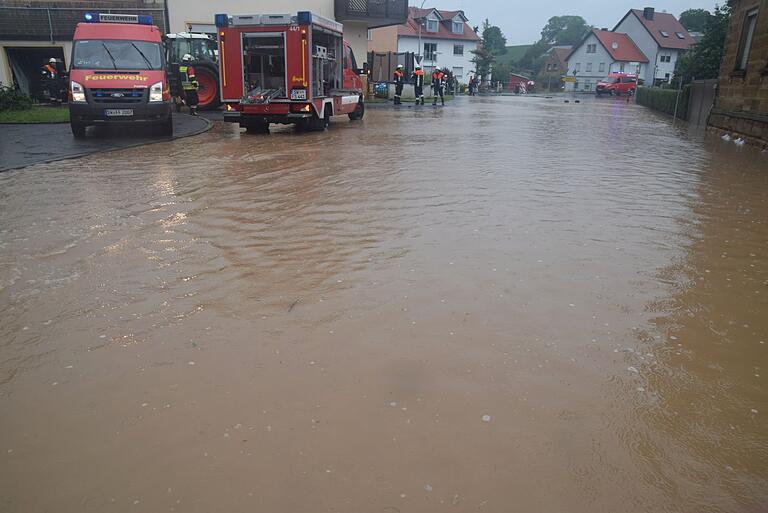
left=291, top=89, right=307, bottom=100
left=105, top=109, right=134, bottom=117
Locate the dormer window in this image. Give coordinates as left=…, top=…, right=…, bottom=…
left=660, top=30, right=670, bottom=38
left=452, top=21, right=464, bottom=34
left=426, top=18, right=439, bottom=32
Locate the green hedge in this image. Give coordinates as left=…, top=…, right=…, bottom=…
left=636, top=85, right=690, bottom=120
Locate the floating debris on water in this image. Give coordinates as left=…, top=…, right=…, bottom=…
left=482, top=415, right=491, bottom=422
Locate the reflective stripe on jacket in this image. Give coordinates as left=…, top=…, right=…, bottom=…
left=412, top=70, right=424, bottom=88
left=179, top=65, right=198, bottom=91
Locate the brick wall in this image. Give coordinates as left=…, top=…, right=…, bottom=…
left=0, top=1, right=166, bottom=41
left=710, top=0, right=768, bottom=145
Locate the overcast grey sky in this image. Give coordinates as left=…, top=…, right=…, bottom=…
left=414, top=1, right=720, bottom=44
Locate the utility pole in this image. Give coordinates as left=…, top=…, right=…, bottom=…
left=416, top=0, right=427, bottom=65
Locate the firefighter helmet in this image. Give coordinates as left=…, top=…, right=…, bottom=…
left=182, top=54, right=193, bottom=62
left=397, top=64, right=404, bottom=69
left=415, top=65, right=421, bottom=70
left=49, top=58, right=57, bottom=64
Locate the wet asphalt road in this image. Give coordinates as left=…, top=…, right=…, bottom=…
left=0, top=95, right=767, bottom=513
left=0, top=112, right=211, bottom=171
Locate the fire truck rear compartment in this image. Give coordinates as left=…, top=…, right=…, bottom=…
left=243, top=33, right=286, bottom=97
left=310, top=29, right=343, bottom=98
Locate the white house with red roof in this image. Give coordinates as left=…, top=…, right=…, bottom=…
left=369, top=7, right=480, bottom=84
left=565, top=29, right=649, bottom=92
left=613, top=7, right=695, bottom=85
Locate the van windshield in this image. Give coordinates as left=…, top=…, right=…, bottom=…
left=73, top=40, right=163, bottom=70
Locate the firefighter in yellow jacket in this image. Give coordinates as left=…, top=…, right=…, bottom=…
left=179, top=54, right=199, bottom=116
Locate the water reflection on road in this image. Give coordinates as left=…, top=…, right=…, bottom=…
left=0, top=96, right=766, bottom=513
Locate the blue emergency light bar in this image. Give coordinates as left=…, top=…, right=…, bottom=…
left=296, top=11, right=312, bottom=24
left=215, top=13, right=229, bottom=28
left=84, top=12, right=154, bottom=25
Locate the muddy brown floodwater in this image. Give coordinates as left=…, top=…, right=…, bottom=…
left=1, top=96, right=767, bottom=513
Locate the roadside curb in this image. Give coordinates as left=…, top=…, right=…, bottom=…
left=0, top=115, right=213, bottom=173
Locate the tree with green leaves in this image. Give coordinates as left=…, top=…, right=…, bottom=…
left=540, top=16, right=591, bottom=46
left=471, top=19, right=508, bottom=84
left=674, top=4, right=730, bottom=84
left=517, top=16, right=590, bottom=72
left=483, top=24, right=507, bottom=55
left=679, top=8, right=712, bottom=33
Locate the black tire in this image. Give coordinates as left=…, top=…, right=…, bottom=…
left=348, top=101, right=365, bottom=121
left=158, top=115, right=173, bottom=137
left=71, top=122, right=87, bottom=139
left=321, top=109, right=331, bottom=129
left=298, top=109, right=329, bottom=132
left=245, top=122, right=269, bottom=134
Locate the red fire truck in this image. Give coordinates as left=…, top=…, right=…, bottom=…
left=216, top=12, right=365, bottom=133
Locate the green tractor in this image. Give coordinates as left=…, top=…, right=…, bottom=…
left=165, top=32, right=221, bottom=110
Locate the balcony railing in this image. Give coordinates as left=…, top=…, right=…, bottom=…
left=335, top=0, right=408, bottom=27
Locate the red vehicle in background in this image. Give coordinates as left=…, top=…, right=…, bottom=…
left=216, top=11, right=365, bottom=133
left=595, top=73, right=639, bottom=96
left=68, top=12, right=172, bottom=138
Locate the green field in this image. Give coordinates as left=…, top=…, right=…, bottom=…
left=0, top=105, right=70, bottom=124
left=496, top=44, right=533, bottom=68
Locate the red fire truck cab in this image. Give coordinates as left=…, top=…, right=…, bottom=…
left=216, top=12, right=365, bottom=133
left=69, top=12, right=172, bottom=138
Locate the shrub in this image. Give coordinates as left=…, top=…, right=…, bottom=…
left=0, top=85, right=33, bottom=112
left=636, top=86, right=690, bottom=120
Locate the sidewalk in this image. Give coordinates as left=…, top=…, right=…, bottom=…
left=0, top=113, right=212, bottom=172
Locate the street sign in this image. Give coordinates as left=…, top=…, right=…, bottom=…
left=562, top=76, right=577, bottom=83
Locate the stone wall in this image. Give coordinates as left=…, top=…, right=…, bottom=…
left=710, top=0, right=768, bottom=146
left=0, top=1, right=167, bottom=41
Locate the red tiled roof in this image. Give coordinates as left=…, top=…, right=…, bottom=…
left=398, top=7, right=481, bottom=42
left=617, top=9, right=695, bottom=50
left=552, top=47, right=571, bottom=69
left=592, top=29, right=649, bottom=62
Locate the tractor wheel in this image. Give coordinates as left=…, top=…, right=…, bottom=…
left=195, top=63, right=221, bottom=110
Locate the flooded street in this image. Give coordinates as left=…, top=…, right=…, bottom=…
left=1, top=96, right=767, bottom=512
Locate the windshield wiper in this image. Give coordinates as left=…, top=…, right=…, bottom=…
left=101, top=42, right=118, bottom=70
left=130, top=42, right=154, bottom=70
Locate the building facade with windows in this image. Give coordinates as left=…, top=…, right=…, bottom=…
left=538, top=46, right=571, bottom=90
left=565, top=29, right=648, bottom=92
left=368, top=7, right=480, bottom=84
left=613, top=7, right=695, bottom=85
left=709, top=0, right=767, bottom=146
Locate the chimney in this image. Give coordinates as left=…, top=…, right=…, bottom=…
left=643, top=7, right=655, bottom=20
left=601, top=27, right=608, bottom=31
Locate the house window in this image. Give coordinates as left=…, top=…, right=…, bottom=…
left=454, top=44, right=464, bottom=55
left=659, top=54, right=671, bottom=63
left=619, top=63, right=625, bottom=72
left=426, top=18, right=439, bottom=32
left=424, top=43, right=437, bottom=61
left=367, top=29, right=373, bottom=41
left=660, top=30, right=670, bottom=37
left=586, top=62, right=592, bottom=72
left=452, top=21, right=464, bottom=34
left=735, top=8, right=759, bottom=71
left=453, top=66, right=463, bottom=78
left=583, top=80, right=592, bottom=90
left=599, top=62, right=605, bottom=72
left=675, top=32, right=686, bottom=39
left=586, top=44, right=597, bottom=54
left=574, top=62, right=581, bottom=72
